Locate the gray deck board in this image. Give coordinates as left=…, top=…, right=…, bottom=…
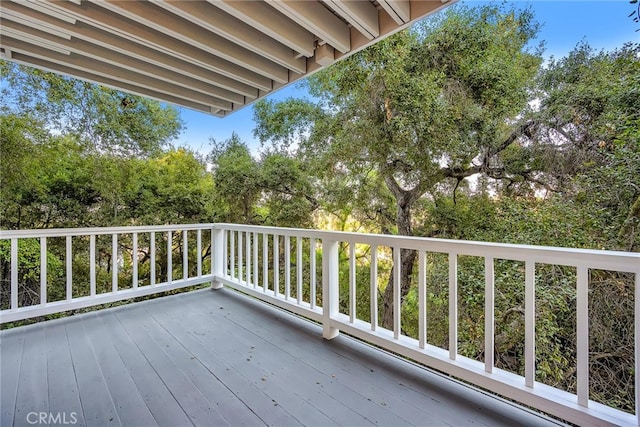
left=64, top=315, right=121, bottom=426
left=113, top=307, right=229, bottom=427
left=166, top=297, right=417, bottom=426
left=217, top=292, right=555, bottom=427
left=80, top=312, right=158, bottom=427
left=45, top=321, right=84, bottom=424
left=14, top=324, right=48, bottom=425
left=148, top=300, right=336, bottom=426
left=165, top=305, right=386, bottom=426
left=1, top=288, right=563, bottom=427
left=133, top=311, right=267, bottom=427
left=1, top=328, right=24, bottom=427
left=146, top=309, right=302, bottom=427
left=92, top=310, right=194, bottom=427
left=204, top=297, right=444, bottom=426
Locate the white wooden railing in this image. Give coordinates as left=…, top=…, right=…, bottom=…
left=2, top=223, right=639, bottom=426
left=212, top=224, right=640, bottom=427
left=0, top=224, right=215, bottom=323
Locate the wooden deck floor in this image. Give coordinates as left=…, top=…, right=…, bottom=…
left=1, top=288, right=563, bottom=427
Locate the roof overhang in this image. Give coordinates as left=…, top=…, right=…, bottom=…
left=0, top=0, right=455, bottom=117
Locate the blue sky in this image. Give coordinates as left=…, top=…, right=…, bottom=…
left=174, top=0, right=639, bottom=156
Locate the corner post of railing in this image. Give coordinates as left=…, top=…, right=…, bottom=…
left=211, top=225, right=224, bottom=290
left=322, top=237, right=339, bottom=340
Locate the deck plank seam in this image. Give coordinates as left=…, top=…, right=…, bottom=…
left=64, top=315, right=123, bottom=427
left=45, top=321, right=85, bottom=425
left=81, top=312, right=159, bottom=426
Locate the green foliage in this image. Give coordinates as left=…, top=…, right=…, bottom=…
left=0, top=123, right=214, bottom=228
left=210, top=133, right=261, bottom=223
left=0, top=238, right=65, bottom=309
left=209, top=133, right=318, bottom=226
left=255, top=3, right=544, bottom=240
left=1, top=61, right=183, bottom=155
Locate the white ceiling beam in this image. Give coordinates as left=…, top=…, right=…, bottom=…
left=2, top=1, right=259, bottom=99
left=2, top=8, right=72, bottom=40
left=265, top=0, right=351, bottom=53
left=1, top=28, right=72, bottom=55
left=43, top=0, right=274, bottom=91
left=96, top=0, right=289, bottom=84
left=323, top=0, right=379, bottom=40
left=9, top=50, right=217, bottom=115
left=207, top=0, right=316, bottom=58
left=2, top=36, right=234, bottom=111
left=152, top=0, right=306, bottom=75
left=377, top=0, right=410, bottom=25
left=0, top=17, right=247, bottom=105
left=20, top=0, right=77, bottom=24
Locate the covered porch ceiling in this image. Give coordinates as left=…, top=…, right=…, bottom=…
left=0, top=0, right=454, bottom=117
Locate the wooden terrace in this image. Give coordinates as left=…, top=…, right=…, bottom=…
left=1, top=287, right=561, bottom=427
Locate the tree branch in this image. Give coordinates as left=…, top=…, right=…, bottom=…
left=488, top=120, right=536, bottom=157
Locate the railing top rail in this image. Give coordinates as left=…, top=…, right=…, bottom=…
left=1, top=222, right=637, bottom=272
left=214, top=223, right=640, bottom=273
left=0, top=223, right=216, bottom=239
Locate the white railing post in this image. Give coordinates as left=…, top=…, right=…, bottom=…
left=150, top=231, right=156, bottom=286
left=322, top=238, right=339, bottom=340
left=449, top=252, right=458, bottom=360
left=40, top=237, right=47, bottom=306
left=90, top=234, right=96, bottom=297
left=393, top=247, right=401, bottom=340
left=245, top=232, right=251, bottom=284
left=112, top=234, right=118, bottom=292
left=211, top=226, right=224, bottom=290
left=10, top=238, right=18, bottom=310
left=197, top=229, right=202, bottom=277
left=349, top=243, right=356, bottom=324
left=576, top=265, right=589, bottom=406
left=133, top=232, right=139, bottom=289
left=310, top=237, right=316, bottom=308
left=418, top=250, right=426, bottom=349
left=65, top=236, right=72, bottom=301
left=370, top=245, right=378, bottom=331
left=524, top=261, right=536, bottom=388
left=484, top=257, right=495, bottom=373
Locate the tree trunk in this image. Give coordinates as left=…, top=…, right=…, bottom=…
left=380, top=198, right=416, bottom=330
left=381, top=248, right=417, bottom=329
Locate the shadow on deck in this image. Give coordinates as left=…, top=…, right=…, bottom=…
left=1, top=288, right=563, bottom=426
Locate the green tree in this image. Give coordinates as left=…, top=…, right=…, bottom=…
left=535, top=43, right=640, bottom=250
left=259, top=151, right=318, bottom=227
left=254, top=4, right=544, bottom=328
left=0, top=113, right=48, bottom=229
left=209, top=133, right=261, bottom=224
left=209, top=134, right=318, bottom=226
left=1, top=61, right=183, bottom=156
